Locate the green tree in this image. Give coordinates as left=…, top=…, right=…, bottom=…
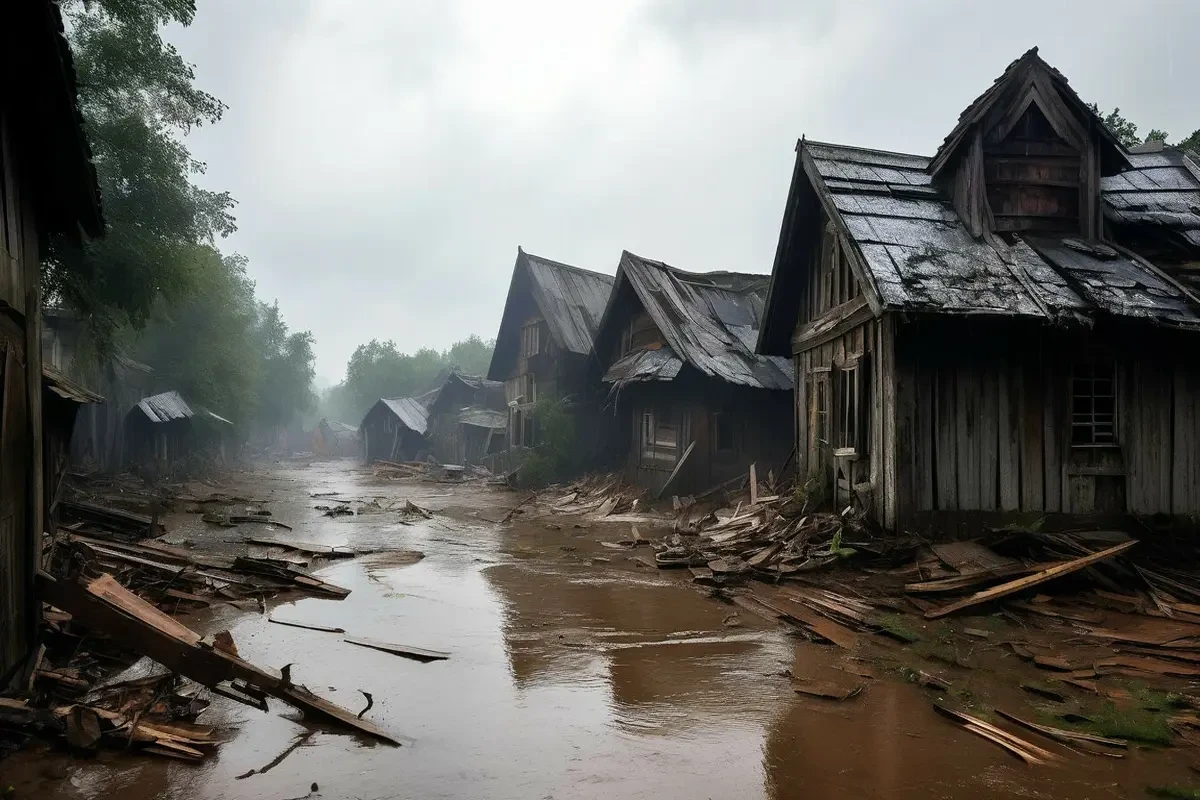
left=250, top=302, right=317, bottom=434
left=1180, top=130, right=1200, bottom=154
left=1088, top=104, right=1141, bottom=148
left=444, top=335, right=496, bottom=376
left=46, top=0, right=235, bottom=355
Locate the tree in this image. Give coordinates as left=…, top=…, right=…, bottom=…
left=46, top=0, right=235, bottom=356
left=1181, top=130, right=1200, bottom=154
left=250, top=302, right=317, bottom=434
left=1088, top=104, right=1141, bottom=148
left=444, top=335, right=497, bottom=376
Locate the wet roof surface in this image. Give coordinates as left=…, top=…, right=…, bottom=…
left=803, top=140, right=1200, bottom=328
left=524, top=252, right=615, bottom=355
left=456, top=407, right=508, bottom=430
left=43, top=365, right=102, bottom=404
left=1103, top=147, right=1200, bottom=251
left=603, top=346, right=684, bottom=387
left=379, top=397, right=431, bottom=435
left=611, top=253, right=793, bottom=390
left=135, top=391, right=194, bottom=423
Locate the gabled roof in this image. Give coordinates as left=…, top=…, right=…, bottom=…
left=929, top=47, right=1128, bottom=180
left=597, top=251, right=792, bottom=391
left=1103, top=144, right=1200, bottom=254
left=376, top=397, right=430, bottom=436
left=132, top=390, right=232, bottom=426
left=757, top=138, right=1200, bottom=356
left=487, top=248, right=614, bottom=379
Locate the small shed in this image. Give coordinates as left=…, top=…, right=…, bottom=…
left=123, top=390, right=234, bottom=473
left=360, top=397, right=431, bottom=463
left=314, top=419, right=359, bottom=458
left=425, top=372, right=507, bottom=465
left=592, top=251, right=794, bottom=495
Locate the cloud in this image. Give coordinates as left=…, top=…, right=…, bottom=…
left=169, top=0, right=1200, bottom=380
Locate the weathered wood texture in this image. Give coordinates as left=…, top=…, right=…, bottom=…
left=893, top=317, right=1200, bottom=530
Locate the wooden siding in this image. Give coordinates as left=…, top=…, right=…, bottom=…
left=892, top=317, right=1200, bottom=530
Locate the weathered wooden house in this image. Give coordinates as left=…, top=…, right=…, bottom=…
left=43, top=367, right=102, bottom=534
left=594, top=251, right=793, bottom=494
left=360, top=396, right=432, bottom=463
left=123, top=391, right=235, bottom=473
left=314, top=418, right=359, bottom=458
left=487, top=247, right=614, bottom=450
left=425, top=372, right=507, bottom=465
left=0, top=0, right=104, bottom=682
left=757, top=47, right=1200, bottom=532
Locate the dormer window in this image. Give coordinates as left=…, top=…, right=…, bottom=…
left=984, top=103, right=1081, bottom=234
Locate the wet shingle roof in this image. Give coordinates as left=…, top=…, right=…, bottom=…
left=600, top=252, right=793, bottom=390
left=43, top=366, right=102, bottom=404
left=1103, top=146, right=1200, bottom=253
left=798, top=140, right=1200, bottom=328
left=134, top=391, right=231, bottom=426
left=522, top=252, right=614, bottom=355
left=602, top=346, right=684, bottom=386
left=379, top=397, right=430, bottom=435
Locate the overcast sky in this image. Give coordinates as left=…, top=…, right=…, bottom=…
left=169, top=0, right=1200, bottom=383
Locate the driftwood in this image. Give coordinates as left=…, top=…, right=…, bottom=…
left=343, top=635, right=449, bottom=663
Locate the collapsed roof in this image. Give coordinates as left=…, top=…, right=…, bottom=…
left=131, top=391, right=232, bottom=426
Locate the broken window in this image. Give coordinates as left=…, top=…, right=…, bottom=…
left=1071, top=362, right=1116, bottom=446
left=640, top=409, right=678, bottom=463
left=812, top=371, right=829, bottom=460
left=713, top=412, right=734, bottom=453
left=520, top=322, right=540, bottom=357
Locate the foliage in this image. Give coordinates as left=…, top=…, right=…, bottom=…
left=46, top=0, right=235, bottom=354
left=250, top=302, right=317, bottom=433
left=322, top=336, right=496, bottom=423
left=1088, top=103, right=1197, bottom=154
left=1181, top=130, right=1200, bottom=155
left=517, top=398, right=577, bottom=489
left=1147, top=786, right=1200, bottom=800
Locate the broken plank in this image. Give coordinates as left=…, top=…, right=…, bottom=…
left=749, top=463, right=758, bottom=505
left=792, top=681, right=862, bottom=701
left=924, top=541, right=1137, bottom=619
left=775, top=597, right=860, bottom=650
left=905, top=563, right=1042, bottom=593
left=655, top=441, right=696, bottom=500
left=269, top=616, right=346, bottom=634
left=933, top=704, right=1056, bottom=764
left=994, top=708, right=1126, bottom=751
left=343, top=635, right=449, bottom=662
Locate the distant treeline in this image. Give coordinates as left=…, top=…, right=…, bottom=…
left=319, top=335, right=495, bottom=425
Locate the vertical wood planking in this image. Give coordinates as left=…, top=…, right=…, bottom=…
left=979, top=367, right=999, bottom=511
left=870, top=319, right=884, bottom=522
left=795, top=354, right=808, bottom=480
left=894, top=351, right=916, bottom=524
left=881, top=314, right=898, bottom=529
left=997, top=361, right=1020, bottom=510
left=1019, top=359, right=1044, bottom=511
left=935, top=366, right=958, bottom=510
left=956, top=365, right=981, bottom=509
left=1129, top=360, right=1173, bottom=513
left=1173, top=364, right=1199, bottom=514
left=915, top=363, right=935, bottom=510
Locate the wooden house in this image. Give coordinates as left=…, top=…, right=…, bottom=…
left=425, top=372, right=506, bottom=465
left=487, top=248, right=614, bottom=450
left=757, top=47, right=1200, bottom=533
left=359, top=391, right=437, bottom=463
left=594, top=251, right=793, bottom=495
left=123, top=391, right=234, bottom=474
left=0, top=0, right=104, bottom=682
left=314, top=418, right=359, bottom=458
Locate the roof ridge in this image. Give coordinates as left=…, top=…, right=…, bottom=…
left=521, top=249, right=613, bottom=280
left=800, top=138, right=930, bottom=161
left=622, top=250, right=769, bottom=285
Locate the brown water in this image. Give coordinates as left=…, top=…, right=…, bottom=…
left=3, top=460, right=1195, bottom=799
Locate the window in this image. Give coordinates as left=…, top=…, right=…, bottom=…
left=505, top=373, right=537, bottom=405
left=713, top=412, right=735, bottom=453
left=813, top=373, right=829, bottom=459
left=834, top=364, right=860, bottom=453
left=520, top=322, right=540, bottom=357
left=1072, top=363, right=1116, bottom=446
left=640, top=409, right=678, bottom=463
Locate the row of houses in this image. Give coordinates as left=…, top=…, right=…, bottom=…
left=364, top=48, right=1200, bottom=537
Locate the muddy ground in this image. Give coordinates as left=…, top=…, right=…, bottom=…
left=3, top=459, right=1198, bottom=799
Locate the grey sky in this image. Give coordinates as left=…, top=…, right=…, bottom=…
left=170, top=0, right=1200, bottom=382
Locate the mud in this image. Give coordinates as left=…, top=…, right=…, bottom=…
left=3, top=460, right=1197, bottom=799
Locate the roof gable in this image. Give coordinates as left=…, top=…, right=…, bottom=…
left=486, top=248, right=613, bottom=381
left=596, top=251, right=792, bottom=390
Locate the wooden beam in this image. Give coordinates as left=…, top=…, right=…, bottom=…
left=792, top=296, right=873, bottom=353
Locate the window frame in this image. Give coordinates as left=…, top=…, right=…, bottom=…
left=520, top=322, right=540, bottom=358
left=1070, top=361, right=1118, bottom=448
left=640, top=408, right=679, bottom=464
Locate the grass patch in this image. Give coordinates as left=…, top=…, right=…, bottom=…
left=1063, top=701, right=1175, bottom=746
left=1147, top=786, right=1200, bottom=800
left=932, top=624, right=955, bottom=644
left=897, top=666, right=920, bottom=684
left=872, top=613, right=921, bottom=643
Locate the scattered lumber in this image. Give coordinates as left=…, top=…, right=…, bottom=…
left=933, top=704, right=1056, bottom=764
left=343, top=635, right=449, bottom=662
left=924, top=541, right=1137, bottom=619
left=269, top=616, right=346, bottom=634
left=994, top=709, right=1126, bottom=753
left=792, top=680, right=862, bottom=701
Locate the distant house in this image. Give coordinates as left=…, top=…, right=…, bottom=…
left=757, top=47, right=1200, bottom=532
left=360, top=396, right=432, bottom=463
left=487, top=248, right=614, bottom=450
left=425, top=372, right=507, bottom=465
left=592, top=251, right=793, bottom=495
left=314, top=419, right=359, bottom=458
left=43, top=366, right=102, bottom=532
left=0, top=1, right=104, bottom=679
left=123, top=391, right=235, bottom=472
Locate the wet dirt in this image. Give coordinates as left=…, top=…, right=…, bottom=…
left=4, top=460, right=1198, bottom=799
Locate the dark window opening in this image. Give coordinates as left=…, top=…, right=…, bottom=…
left=813, top=374, right=829, bottom=460
left=1072, top=363, right=1117, bottom=446
left=714, top=412, right=734, bottom=453
left=640, top=409, right=678, bottom=464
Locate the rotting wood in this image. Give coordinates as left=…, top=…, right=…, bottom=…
left=933, top=704, right=1055, bottom=764
left=343, top=635, right=450, bottom=663
left=905, top=562, right=1040, bottom=594
left=749, top=463, right=759, bottom=506
left=924, top=541, right=1137, bottom=619
left=994, top=708, right=1126, bottom=752
left=655, top=441, right=696, bottom=500
left=269, top=617, right=346, bottom=634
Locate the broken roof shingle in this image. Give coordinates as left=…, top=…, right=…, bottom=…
left=1102, top=146, right=1200, bottom=252
left=602, top=346, right=684, bottom=387
left=134, top=391, right=231, bottom=426
left=379, top=397, right=430, bottom=436
left=601, top=252, right=793, bottom=391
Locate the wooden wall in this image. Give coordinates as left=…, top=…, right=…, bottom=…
left=892, top=317, right=1200, bottom=530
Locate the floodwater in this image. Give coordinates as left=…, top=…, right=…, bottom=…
left=4, top=460, right=1197, bottom=799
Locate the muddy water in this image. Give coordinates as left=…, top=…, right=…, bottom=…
left=4, top=461, right=1195, bottom=799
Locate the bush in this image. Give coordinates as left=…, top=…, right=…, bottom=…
left=516, top=398, right=576, bottom=488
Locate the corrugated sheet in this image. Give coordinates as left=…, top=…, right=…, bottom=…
left=523, top=251, right=615, bottom=355
left=136, top=391, right=193, bottom=423
left=456, top=407, right=508, bottom=430
left=603, top=346, right=683, bottom=386
left=43, top=365, right=102, bottom=404
left=1103, top=146, right=1200, bottom=250
left=803, top=140, right=1200, bottom=328
left=610, top=253, right=793, bottom=390
left=380, top=397, right=430, bottom=435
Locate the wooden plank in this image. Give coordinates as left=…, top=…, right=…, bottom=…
left=956, top=364, right=980, bottom=509
left=881, top=314, right=898, bottom=529
left=894, top=353, right=916, bottom=523
left=915, top=362, right=934, bottom=510
left=994, top=709, right=1126, bottom=751
left=1173, top=364, right=1199, bottom=515
left=775, top=599, right=860, bottom=650
left=792, top=296, right=872, bottom=353
left=934, top=704, right=1055, bottom=764
left=343, top=635, right=450, bottom=662
left=1043, top=361, right=1062, bottom=513
left=935, top=366, right=958, bottom=510
left=925, top=541, right=1137, bottom=619
left=1019, top=358, right=1044, bottom=511
left=1129, top=360, right=1172, bottom=513
left=979, top=366, right=999, bottom=511
left=268, top=617, right=345, bottom=634
left=749, top=462, right=758, bottom=505
left=998, top=361, right=1020, bottom=511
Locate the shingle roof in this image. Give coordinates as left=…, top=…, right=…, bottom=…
left=603, top=346, right=684, bottom=387
left=599, top=252, right=793, bottom=391
left=133, top=390, right=232, bottom=426
left=1102, top=145, right=1200, bottom=253
left=797, top=139, right=1200, bottom=328
left=43, top=365, right=102, bottom=404
left=378, top=397, right=430, bottom=435
left=456, top=407, right=507, bottom=430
